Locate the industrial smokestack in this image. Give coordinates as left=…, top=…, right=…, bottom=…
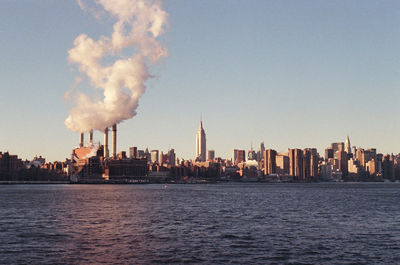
left=80, top=133, right=84, bottom=148
left=104, top=128, right=109, bottom=158
left=89, top=130, right=93, bottom=145
left=112, top=124, right=117, bottom=158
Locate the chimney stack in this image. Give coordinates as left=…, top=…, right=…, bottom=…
left=104, top=128, right=109, bottom=158
left=112, top=124, right=117, bottom=158
left=89, top=130, right=93, bottom=145
left=80, top=133, right=84, bottom=148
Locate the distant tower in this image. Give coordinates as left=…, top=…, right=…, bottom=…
left=196, top=118, right=206, bottom=162
left=345, top=135, right=351, bottom=154
left=259, top=142, right=265, bottom=154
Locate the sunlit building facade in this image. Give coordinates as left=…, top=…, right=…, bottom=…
left=196, top=119, right=206, bottom=162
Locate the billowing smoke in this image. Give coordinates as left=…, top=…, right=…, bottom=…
left=65, top=0, right=168, bottom=132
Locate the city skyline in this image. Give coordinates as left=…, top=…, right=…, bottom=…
left=1, top=1, right=400, bottom=161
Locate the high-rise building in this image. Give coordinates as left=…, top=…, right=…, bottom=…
left=257, top=142, right=265, bottom=162
left=382, top=155, right=395, bottom=180
left=129, top=147, right=137, bottom=158
left=196, top=119, right=206, bottom=162
left=325, top=148, right=334, bottom=160
left=232, top=149, right=238, bottom=164
left=303, top=148, right=319, bottom=181
left=276, top=154, right=289, bottom=175
left=233, top=149, right=246, bottom=165
left=302, top=149, right=311, bottom=180
left=168, top=149, right=176, bottom=166
left=331, top=142, right=345, bottom=154
left=263, top=149, right=277, bottom=175
left=289, top=148, right=303, bottom=180
left=144, top=147, right=150, bottom=161
left=234, top=149, right=246, bottom=165
left=366, top=159, right=376, bottom=176
left=137, top=150, right=145, bottom=158
left=356, top=148, right=366, bottom=167
left=310, top=153, right=319, bottom=179
left=207, top=150, right=215, bottom=161
left=352, top=146, right=357, bottom=155
left=345, top=135, right=351, bottom=154
left=150, top=150, right=159, bottom=163
left=337, top=150, right=348, bottom=177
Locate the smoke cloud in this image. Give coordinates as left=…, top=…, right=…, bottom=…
left=65, top=0, right=168, bottom=132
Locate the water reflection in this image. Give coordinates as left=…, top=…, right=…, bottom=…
left=0, top=183, right=399, bottom=264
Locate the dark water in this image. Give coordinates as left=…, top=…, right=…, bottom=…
left=0, top=183, right=399, bottom=264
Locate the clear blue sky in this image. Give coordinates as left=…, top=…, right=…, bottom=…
left=1, top=0, right=400, bottom=161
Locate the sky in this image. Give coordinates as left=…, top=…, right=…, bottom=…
left=1, top=0, right=400, bottom=162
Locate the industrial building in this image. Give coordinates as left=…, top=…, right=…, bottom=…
left=71, top=124, right=148, bottom=182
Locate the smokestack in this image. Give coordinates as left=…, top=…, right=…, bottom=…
left=104, top=128, right=109, bottom=158
left=112, top=124, right=117, bottom=158
left=80, top=133, right=84, bottom=148
left=89, top=130, right=93, bottom=145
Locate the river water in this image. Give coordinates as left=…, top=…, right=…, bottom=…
left=0, top=183, right=399, bottom=264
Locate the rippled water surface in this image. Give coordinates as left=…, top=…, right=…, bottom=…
left=1, top=183, right=400, bottom=264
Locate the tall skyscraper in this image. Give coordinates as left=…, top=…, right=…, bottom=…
left=331, top=142, right=345, bottom=155
left=129, top=147, right=137, bottom=158
left=337, top=150, right=348, bottom=177
left=236, top=150, right=246, bottom=164
left=257, top=142, right=265, bottom=161
left=345, top=135, right=351, bottom=154
left=289, top=148, right=303, bottom=180
left=207, top=150, right=215, bottom=161
left=263, top=149, right=277, bottom=175
left=196, top=119, right=206, bottom=162
left=233, top=149, right=238, bottom=164
left=325, top=148, right=334, bottom=160
left=303, top=149, right=311, bottom=181
left=304, top=148, right=319, bottom=181
left=276, top=154, right=289, bottom=175
left=168, top=149, right=176, bottom=166
left=150, top=150, right=159, bottom=163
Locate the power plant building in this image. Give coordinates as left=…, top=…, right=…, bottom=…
left=71, top=127, right=148, bottom=181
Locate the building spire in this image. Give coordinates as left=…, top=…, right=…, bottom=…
left=345, top=134, right=351, bottom=154
left=199, top=113, right=203, bottom=130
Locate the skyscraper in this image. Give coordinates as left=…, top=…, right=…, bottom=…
left=150, top=150, right=159, bottom=163
left=196, top=119, right=206, bottom=162
left=257, top=142, right=265, bottom=161
left=207, top=150, right=215, bottom=161
left=289, top=148, right=303, bottom=180
left=168, top=149, right=176, bottom=166
left=236, top=150, right=246, bottom=164
left=263, top=149, right=277, bottom=175
left=337, top=150, right=348, bottom=177
left=345, top=135, right=351, bottom=154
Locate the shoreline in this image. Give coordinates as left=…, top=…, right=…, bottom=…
left=0, top=180, right=398, bottom=185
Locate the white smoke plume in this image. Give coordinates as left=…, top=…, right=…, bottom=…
left=65, top=0, right=168, bottom=132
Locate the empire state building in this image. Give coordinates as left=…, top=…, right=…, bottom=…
left=196, top=119, right=206, bottom=162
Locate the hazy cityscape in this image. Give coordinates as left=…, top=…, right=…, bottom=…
left=1, top=119, right=399, bottom=183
